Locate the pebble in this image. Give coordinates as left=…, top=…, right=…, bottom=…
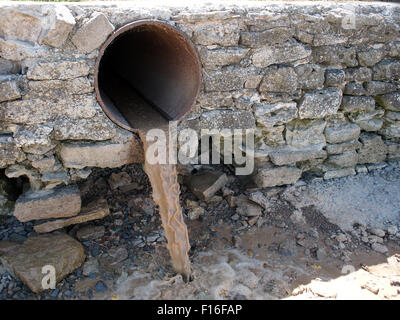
left=94, top=281, right=107, bottom=293
left=387, top=226, right=398, bottom=236
left=187, top=207, right=205, bottom=221
left=369, top=228, right=386, bottom=238
left=371, top=243, right=388, bottom=254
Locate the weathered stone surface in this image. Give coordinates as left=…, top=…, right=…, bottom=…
left=107, top=172, right=131, bottom=190
left=295, top=64, right=324, bottom=90
left=358, top=133, right=388, bottom=164
left=240, top=27, right=294, bottom=47
left=345, top=67, right=372, bottom=82
left=199, top=47, right=249, bottom=70
left=0, top=135, right=25, bottom=168
left=31, top=155, right=56, bottom=171
left=53, top=113, right=116, bottom=141
left=0, top=79, right=21, bottom=102
left=72, top=12, right=114, bottom=53
left=187, top=207, right=205, bottom=221
left=286, top=119, right=327, bottom=147
left=372, top=59, right=400, bottom=81
left=236, top=200, right=262, bottom=217
left=325, top=123, right=360, bottom=144
left=254, top=166, right=302, bottom=188
left=76, top=225, right=105, bottom=241
left=0, top=58, right=20, bottom=75
left=5, top=164, right=41, bottom=190
left=298, top=88, right=342, bottom=119
left=256, top=126, right=285, bottom=147
left=376, top=91, right=400, bottom=111
left=356, top=119, right=384, bottom=132
left=259, top=66, right=298, bottom=93
left=27, top=61, right=89, bottom=80
left=0, top=234, right=85, bottom=293
left=34, top=198, right=110, bottom=233
left=40, top=5, right=75, bottom=48
left=41, top=170, right=69, bottom=187
left=323, top=167, right=356, bottom=180
left=326, top=141, right=361, bottom=155
left=197, top=92, right=233, bottom=110
left=312, top=46, right=357, bottom=67
left=325, top=69, right=345, bottom=87
left=341, top=96, right=376, bottom=113
left=357, top=48, right=386, bottom=67
left=13, top=124, right=53, bottom=151
left=27, top=77, right=92, bottom=98
left=1, top=95, right=96, bottom=124
left=203, top=67, right=248, bottom=91
left=387, top=141, right=400, bottom=161
left=269, top=145, right=327, bottom=166
left=184, top=170, right=228, bottom=200
left=344, top=82, right=367, bottom=96
left=59, top=137, right=144, bottom=169
left=0, top=38, right=46, bottom=61
left=252, top=41, right=311, bottom=68
left=0, top=7, right=43, bottom=43
left=254, top=102, right=297, bottom=127
left=191, top=20, right=244, bottom=46
left=14, top=184, right=81, bottom=222
left=326, top=150, right=358, bottom=168
left=364, top=81, right=397, bottom=96
left=200, top=110, right=255, bottom=130
left=379, top=123, right=400, bottom=139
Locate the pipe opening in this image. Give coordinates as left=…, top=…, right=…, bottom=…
left=95, top=20, right=202, bottom=132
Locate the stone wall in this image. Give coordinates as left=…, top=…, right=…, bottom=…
left=0, top=1, right=399, bottom=191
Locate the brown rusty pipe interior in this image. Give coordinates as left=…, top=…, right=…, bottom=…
left=94, top=20, right=202, bottom=133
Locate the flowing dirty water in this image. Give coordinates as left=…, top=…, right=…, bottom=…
left=101, top=73, right=192, bottom=280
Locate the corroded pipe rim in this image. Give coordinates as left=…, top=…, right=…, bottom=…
left=94, top=19, right=202, bottom=133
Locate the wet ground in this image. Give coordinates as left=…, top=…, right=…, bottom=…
left=0, top=162, right=399, bottom=300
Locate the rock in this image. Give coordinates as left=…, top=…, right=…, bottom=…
left=94, top=281, right=108, bottom=293
left=326, top=150, right=358, bottom=168
left=285, top=119, right=326, bottom=148
left=0, top=234, right=85, bottom=293
left=240, top=27, right=293, bottom=47
left=259, top=65, right=298, bottom=93
left=59, top=139, right=144, bottom=169
left=278, top=239, right=297, bottom=257
left=203, top=67, right=248, bottom=92
left=357, top=48, right=385, bottom=67
left=252, top=41, right=311, bottom=68
left=344, top=82, right=367, bottom=96
left=298, top=88, right=342, bottom=119
left=0, top=135, right=25, bottom=168
left=107, top=172, right=132, bottom=190
left=336, top=234, right=347, bottom=242
left=0, top=38, right=44, bottom=62
left=376, top=91, right=400, bottom=111
left=323, top=167, right=356, bottom=180
left=316, top=248, right=327, bottom=261
left=269, top=145, right=327, bottom=166
left=369, top=228, right=385, bottom=238
left=248, top=191, right=270, bottom=210
left=371, top=243, right=388, bottom=254
left=71, top=12, right=114, bottom=53
left=199, top=47, right=249, bottom=70
left=324, top=124, right=360, bottom=144
left=345, top=67, right=372, bottom=82
left=236, top=201, right=262, bottom=217
left=356, top=119, right=384, bottom=132
left=82, top=257, right=99, bottom=276
left=0, top=241, right=20, bottom=256
left=200, top=109, right=255, bottom=130
left=13, top=124, right=53, bottom=152
left=312, top=45, right=357, bottom=67
left=0, top=7, right=43, bottom=43
left=364, top=81, right=397, bottom=96
left=184, top=171, right=228, bottom=200
left=14, top=184, right=81, bottom=222
left=76, top=225, right=105, bottom=241
left=341, top=96, right=376, bottom=113
left=387, top=226, right=398, bottom=236
left=0, top=79, right=21, bottom=102
left=192, top=20, right=243, bottom=46
left=40, top=5, right=75, bottom=48
left=325, top=69, right=345, bottom=87
left=358, top=133, right=388, bottom=164
left=253, top=102, right=297, bottom=127
left=326, top=141, right=361, bottom=155
left=187, top=207, right=205, bottom=220
left=295, top=64, right=324, bottom=90
left=254, top=166, right=302, bottom=188
left=34, top=198, right=110, bottom=233
left=26, top=77, right=92, bottom=98
left=372, top=59, right=400, bottom=81
left=27, top=61, right=89, bottom=81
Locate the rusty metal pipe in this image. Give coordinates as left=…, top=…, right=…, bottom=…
left=94, top=20, right=202, bottom=132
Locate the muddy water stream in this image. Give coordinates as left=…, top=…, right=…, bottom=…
left=103, top=74, right=192, bottom=280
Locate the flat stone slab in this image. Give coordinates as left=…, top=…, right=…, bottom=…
left=184, top=170, right=228, bottom=200
left=0, top=234, right=85, bottom=293
left=34, top=198, right=110, bottom=233
left=14, top=185, right=81, bottom=222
